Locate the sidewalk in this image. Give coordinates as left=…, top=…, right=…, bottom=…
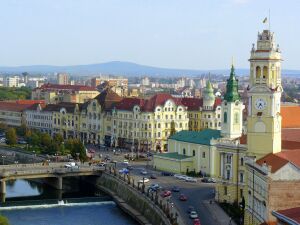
left=202, top=200, right=237, bottom=225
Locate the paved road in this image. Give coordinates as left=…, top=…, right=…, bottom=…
left=86, top=144, right=233, bottom=225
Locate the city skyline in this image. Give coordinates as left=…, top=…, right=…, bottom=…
left=1, top=0, right=300, bottom=70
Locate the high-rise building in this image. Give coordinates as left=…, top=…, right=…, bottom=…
left=57, top=73, right=69, bottom=85
left=4, top=76, right=19, bottom=87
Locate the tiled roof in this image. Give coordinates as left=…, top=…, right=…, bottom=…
left=116, top=93, right=211, bottom=112
left=94, top=89, right=123, bottom=111
left=214, top=98, right=222, bottom=109
left=4, top=100, right=45, bottom=105
left=281, top=105, right=300, bottom=128
left=180, top=98, right=203, bottom=110
left=37, top=83, right=97, bottom=92
left=273, top=207, right=300, bottom=224
left=0, top=102, right=34, bottom=112
left=155, top=152, right=193, bottom=160
left=256, top=153, right=289, bottom=173
left=277, top=150, right=300, bottom=169
left=169, top=129, right=221, bottom=146
left=43, top=102, right=81, bottom=113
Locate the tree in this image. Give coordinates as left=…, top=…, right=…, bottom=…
left=41, top=133, right=51, bottom=148
left=69, top=138, right=87, bottom=162
left=28, top=132, right=40, bottom=146
left=5, top=128, right=17, bottom=145
left=0, top=216, right=10, bottom=225
left=53, top=133, right=64, bottom=145
left=16, top=123, right=28, bottom=137
left=0, top=123, right=7, bottom=132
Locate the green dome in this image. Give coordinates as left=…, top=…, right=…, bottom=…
left=204, top=80, right=215, bottom=100
left=224, top=65, right=240, bottom=102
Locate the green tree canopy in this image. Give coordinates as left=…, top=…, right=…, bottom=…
left=5, top=128, right=17, bottom=145
left=0, top=216, right=10, bottom=225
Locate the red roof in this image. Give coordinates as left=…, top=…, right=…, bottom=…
left=3, top=100, right=45, bottom=105
left=281, top=105, right=300, bottom=128
left=214, top=98, right=222, bottom=109
left=37, top=83, right=97, bottom=92
left=275, top=207, right=300, bottom=224
left=277, top=150, right=300, bottom=169
left=180, top=98, right=203, bottom=110
left=0, top=102, right=34, bottom=112
left=256, top=153, right=289, bottom=173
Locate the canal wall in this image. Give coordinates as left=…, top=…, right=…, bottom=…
left=93, top=172, right=178, bottom=225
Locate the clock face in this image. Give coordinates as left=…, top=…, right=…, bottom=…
left=255, top=98, right=267, bottom=110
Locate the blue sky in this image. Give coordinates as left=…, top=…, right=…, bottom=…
left=0, top=0, right=299, bottom=69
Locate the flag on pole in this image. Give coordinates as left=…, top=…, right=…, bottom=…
left=263, top=17, right=268, bottom=23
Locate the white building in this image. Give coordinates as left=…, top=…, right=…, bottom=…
left=4, top=76, right=20, bottom=87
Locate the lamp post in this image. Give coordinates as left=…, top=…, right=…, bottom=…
left=1, top=156, right=6, bottom=165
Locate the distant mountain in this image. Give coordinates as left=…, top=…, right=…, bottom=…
left=0, top=61, right=299, bottom=77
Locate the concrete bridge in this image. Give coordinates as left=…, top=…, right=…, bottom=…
left=0, top=162, right=104, bottom=202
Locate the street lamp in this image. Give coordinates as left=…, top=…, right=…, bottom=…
left=1, top=156, right=6, bottom=165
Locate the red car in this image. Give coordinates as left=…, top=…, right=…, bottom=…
left=161, top=190, right=171, bottom=198
left=193, top=218, right=201, bottom=225
left=179, top=194, right=188, bottom=201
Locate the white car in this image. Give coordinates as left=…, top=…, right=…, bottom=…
left=174, top=174, right=183, bottom=179
left=189, top=211, right=198, bottom=219
left=179, top=175, right=188, bottom=180
left=138, top=178, right=150, bottom=183
left=185, top=177, right=197, bottom=182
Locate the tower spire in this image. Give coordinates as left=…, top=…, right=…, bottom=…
left=224, top=64, right=240, bottom=102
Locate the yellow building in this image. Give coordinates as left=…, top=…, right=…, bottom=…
left=153, top=129, right=221, bottom=175
left=112, top=93, right=189, bottom=151
left=32, top=83, right=99, bottom=104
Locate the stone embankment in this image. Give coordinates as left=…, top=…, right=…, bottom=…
left=95, top=168, right=184, bottom=225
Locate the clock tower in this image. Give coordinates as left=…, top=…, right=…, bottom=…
left=247, top=29, right=283, bottom=158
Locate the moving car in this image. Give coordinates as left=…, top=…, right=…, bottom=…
left=179, top=194, right=188, bottom=201
left=138, top=178, right=149, bottom=183
left=140, top=170, right=148, bottom=175
left=119, top=168, right=129, bottom=174
left=161, top=190, right=171, bottom=198
left=150, top=174, right=157, bottom=179
left=193, top=218, right=201, bottom=225
left=187, top=206, right=195, bottom=214
left=149, top=184, right=161, bottom=191
left=64, top=162, right=79, bottom=169
left=97, top=162, right=106, bottom=167
left=189, top=211, right=198, bottom=219
left=171, top=186, right=180, bottom=192
left=202, top=177, right=216, bottom=183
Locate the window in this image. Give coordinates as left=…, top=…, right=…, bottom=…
left=158, top=123, right=161, bottom=128
left=224, top=112, right=227, bottom=123
left=183, top=148, right=186, bottom=155
left=240, top=189, right=243, bottom=198
left=193, top=150, right=195, bottom=156
left=179, top=123, right=182, bottom=128
left=240, top=173, right=244, bottom=183
left=202, top=152, right=205, bottom=158
left=166, top=115, right=168, bottom=119
left=241, top=157, right=244, bottom=166
left=158, top=132, right=161, bottom=138
left=234, top=112, right=239, bottom=124
left=157, top=115, right=160, bottom=119
left=224, top=187, right=228, bottom=195
left=179, top=115, right=182, bottom=119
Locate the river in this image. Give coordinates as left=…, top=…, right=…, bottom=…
left=0, top=179, right=138, bottom=225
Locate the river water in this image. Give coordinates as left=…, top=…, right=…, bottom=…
left=0, top=180, right=138, bottom=225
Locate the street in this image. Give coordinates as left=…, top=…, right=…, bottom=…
left=86, top=144, right=228, bottom=225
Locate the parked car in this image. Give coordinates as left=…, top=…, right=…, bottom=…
left=161, top=190, right=172, bottom=198
left=138, top=178, right=149, bottom=183
left=185, top=177, right=197, bottom=182
left=123, top=159, right=129, bottom=164
left=179, top=194, right=188, bottom=201
left=193, top=218, right=201, bottom=225
left=64, top=162, right=79, bottom=169
left=202, top=177, right=216, bottom=183
left=140, top=170, right=148, bottom=175
left=171, top=186, right=180, bottom=192
left=0, top=138, right=6, bottom=143
left=161, top=171, right=173, bottom=176
left=174, top=174, right=183, bottom=179
left=189, top=211, right=198, bottom=219
left=150, top=174, right=157, bottom=179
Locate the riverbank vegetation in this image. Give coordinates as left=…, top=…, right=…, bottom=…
left=2, top=124, right=87, bottom=161
left=0, top=216, right=10, bottom=225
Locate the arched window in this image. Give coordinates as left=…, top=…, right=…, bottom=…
left=256, top=66, right=261, bottom=79
left=241, top=158, right=244, bottom=166
left=183, top=148, right=186, bottom=155
left=193, top=150, right=195, bottom=156
left=224, top=112, right=228, bottom=123
left=263, top=66, right=268, bottom=79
